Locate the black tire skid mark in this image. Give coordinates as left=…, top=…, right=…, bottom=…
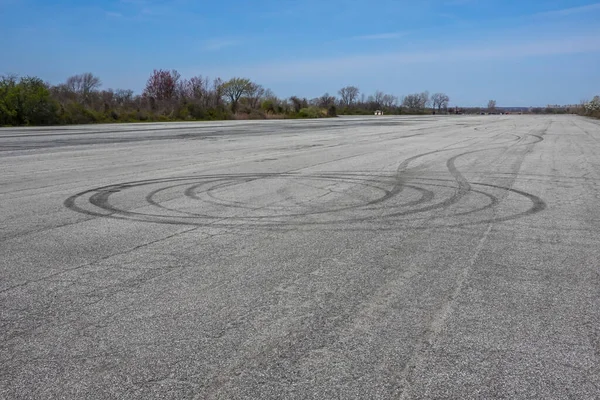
left=91, top=174, right=431, bottom=220
left=125, top=130, right=476, bottom=222
left=64, top=175, right=533, bottom=229
left=196, top=176, right=398, bottom=213
left=64, top=128, right=547, bottom=228
left=62, top=173, right=434, bottom=226
left=380, top=127, right=524, bottom=219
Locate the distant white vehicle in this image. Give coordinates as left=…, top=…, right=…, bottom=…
left=374, top=110, right=383, bottom=116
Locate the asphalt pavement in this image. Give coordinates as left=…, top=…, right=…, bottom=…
left=1, top=115, right=599, bottom=399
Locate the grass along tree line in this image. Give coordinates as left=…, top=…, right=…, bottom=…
left=1, top=70, right=457, bottom=126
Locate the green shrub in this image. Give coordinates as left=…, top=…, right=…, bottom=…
left=205, top=107, right=232, bottom=121
left=58, top=102, right=103, bottom=124
left=327, top=105, right=337, bottom=117
left=261, top=99, right=275, bottom=114
left=0, top=75, right=59, bottom=125
left=298, top=107, right=321, bottom=118
left=187, top=103, right=207, bottom=120
left=136, top=110, right=149, bottom=121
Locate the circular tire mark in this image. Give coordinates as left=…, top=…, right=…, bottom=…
left=64, top=172, right=545, bottom=229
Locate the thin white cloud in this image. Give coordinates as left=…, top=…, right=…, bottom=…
left=352, top=32, right=408, bottom=40
left=105, top=11, right=124, bottom=18
left=207, top=34, right=600, bottom=81
left=201, top=38, right=241, bottom=51
left=535, top=2, right=600, bottom=17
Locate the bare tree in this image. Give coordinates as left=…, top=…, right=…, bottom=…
left=289, top=96, right=308, bottom=113
left=246, top=83, right=265, bottom=109
left=188, top=76, right=207, bottom=100
left=402, top=93, right=422, bottom=110
left=114, top=89, right=134, bottom=106
left=402, top=92, right=430, bottom=112
left=176, top=76, right=209, bottom=104
left=176, top=79, right=190, bottom=100
left=432, top=93, right=450, bottom=112
left=338, top=86, right=360, bottom=106
left=51, top=83, right=77, bottom=103
left=263, top=88, right=277, bottom=101
left=170, top=70, right=182, bottom=100
left=318, top=92, right=336, bottom=108
left=65, top=73, right=101, bottom=94
left=261, top=89, right=279, bottom=114
left=382, top=94, right=398, bottom=108
left=487, top=100, right=497, bottom=112
left=100, top=89, right=114, bottom=110
left=373, top=90, right=385, bottom=109
left=280, top=99, right=292, bottom=114
left=206, top=77, right=222, bottom=108
left=419, top=91, right=430, bottom=109
left=65, top=73, right=101, bottom=104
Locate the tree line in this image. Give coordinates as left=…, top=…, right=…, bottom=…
left=523, top=98, right=599, bottom=117
left=0, top=70, right=458, bottom=126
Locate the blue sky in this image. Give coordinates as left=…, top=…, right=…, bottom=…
left=1, top=0, right=599, bottom=106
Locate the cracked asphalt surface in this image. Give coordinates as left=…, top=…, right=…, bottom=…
left=1, top=115, right=599, bottom=399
